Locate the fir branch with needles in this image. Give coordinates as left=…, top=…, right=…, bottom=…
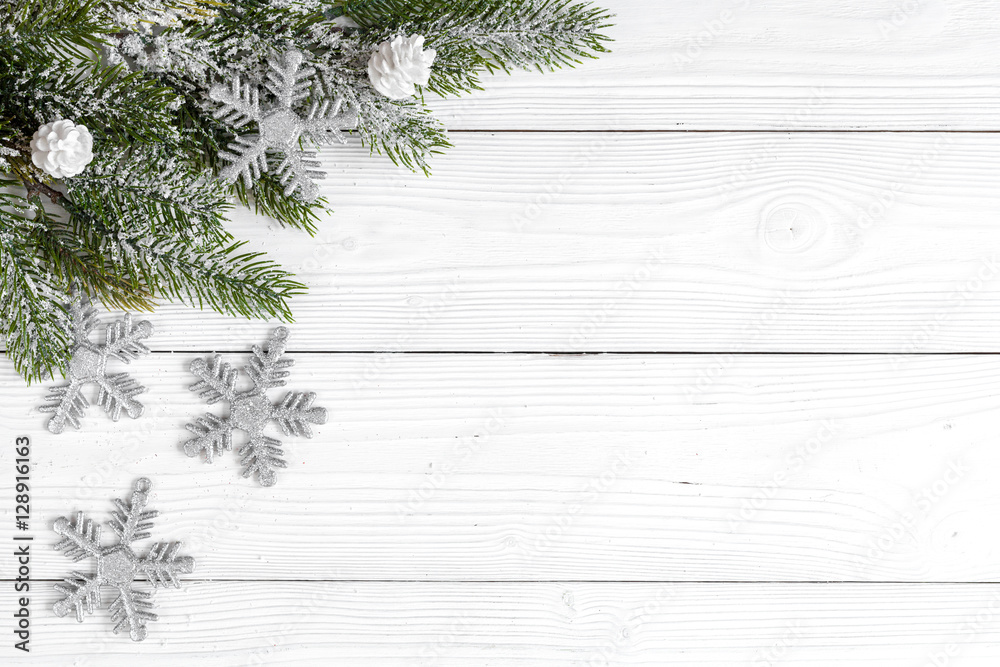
left=344, top=0, right=614, bottom=97
left=0, top=0, right=611, bottom=382
left=0, top=0, right=110, bottom=62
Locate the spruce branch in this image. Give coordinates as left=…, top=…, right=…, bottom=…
left=234, top=176, right=323, bottom=236
left=24, top=180, right=65, bottom=205
left=0, top=0, right=612, bottom=382
left=0, top=62, right=180, bottom=148
left=315, top=67, right=451, bottom=173
left=62, top=203, right=304, bottom=323
left=65, top=148, right=234, bottom=247
left=344, top=0, right=614, bottom=97
left=0, top=208, right=72, bottom=383
left=95, top=0, right=221, bottom=29
left=28, top=221, right=156, bottom=313
left=0, top=0, right=109, bottom=61
left=125, top=236, right=306, bottom=322
left=9, top=168, right=155, bottom=314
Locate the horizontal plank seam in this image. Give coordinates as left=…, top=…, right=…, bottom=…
left=12, top=350, right=1000, bottom=357
left=11, top=579, right=1000, bottom=584
left=444, top=129, right=1000, bottom=134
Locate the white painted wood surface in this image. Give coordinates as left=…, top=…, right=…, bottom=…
left=3, top=0, right=1000, bottom=664
left=2, top=354, right=999, bottom=582
left=429, top=0, right=1000, bottom=130
left=6, top=583, right=1000, bottom=665
left=144, top=132, right=1000, bottom=352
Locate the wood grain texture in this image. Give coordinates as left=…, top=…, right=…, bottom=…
left=6, top=3, right=1000, bottom=663
left=77, top=132, right=1000, bottom=353
left=4, top=353, right=999, bottom=582
left=5, top=582, right=1000, bottom=665
left=428, top=0, right=1000, bottom=130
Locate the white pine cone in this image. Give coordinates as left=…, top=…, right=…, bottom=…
left=30, top=120, right=94, bottom=178
left=367, top=34, right=437, bottom=100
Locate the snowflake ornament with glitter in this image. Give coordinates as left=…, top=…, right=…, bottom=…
left=181, top=326, right=328, bottom=486
left=39, top=292, right=153, bottom=434
left=209, top=48, right=358, bottom=202
left=53, top=478, right=195, bottom=642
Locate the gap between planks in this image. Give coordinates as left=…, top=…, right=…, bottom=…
left=6, top=132, right=1000, bottom=353
left=6, top=353, right=1000, bottom=582
left=447, top=129, right=1000, bottom=133
left=12, top=579, right=1000, bottom=584
left=8, top=582, right=1000, bottom=665
left=423, top=0, right=1000, bottom=130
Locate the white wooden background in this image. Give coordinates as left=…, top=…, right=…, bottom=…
left=4, top=0, right=1000, bottom=663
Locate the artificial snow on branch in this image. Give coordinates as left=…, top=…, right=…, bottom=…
left=0, top=0, right=613, bottom=382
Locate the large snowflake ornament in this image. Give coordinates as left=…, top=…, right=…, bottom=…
left=52, top=478, right=195, bottom=642
left=182, top=326, right=328, bottom=486
left=208, top=48, right=358, bottom=201
left=39, top=292, right=153, bottom=434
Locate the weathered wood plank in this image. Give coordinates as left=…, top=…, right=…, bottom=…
left=428, top=0, right=1000, bottom=130
left=5, top=583, right=1000, bottom=665
left=83, top=132, right=1000, bottom=353
left=4, top=353, right=999, bottom=582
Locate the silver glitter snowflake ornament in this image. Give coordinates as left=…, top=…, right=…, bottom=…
left=53, top=478, right=195, bottom=642
left=40, top=292, right=153, bottom=434
left=209, top=48, right=358, bottom=201
left=182, top=326, right=328, bottom=486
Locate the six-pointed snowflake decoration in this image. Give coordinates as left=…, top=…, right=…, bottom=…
left=39, top=292, right=153, bottom=434
left=52, top=478, right=195, bottom=642
left=182, top=326, right=328, bottom=486
left=208, top=48, right=358, bottom=201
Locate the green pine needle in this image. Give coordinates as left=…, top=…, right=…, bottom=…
left=0, top=0, right=611, bottom=381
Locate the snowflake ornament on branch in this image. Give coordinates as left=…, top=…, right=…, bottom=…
left=53, top=478, right=195, bottom=642
left=39, top=292, right=153, bottom=434
left=181, top=326, right=328, bottom=487
left=0, top=0, right=612, bottom=384
left=209, top=49, right=358, bottom=202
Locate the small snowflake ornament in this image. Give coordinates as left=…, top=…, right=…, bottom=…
left=368, top=34, right=437, bottom=100
left=31, top=119, right=95, bottom=178
left=209, top=48, right=358, bottom=201
left=53, top=478, right=195, bottom=642
left=40, top=292, right=153, bottom=434
left=182, top=326, right=327, bottom=486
